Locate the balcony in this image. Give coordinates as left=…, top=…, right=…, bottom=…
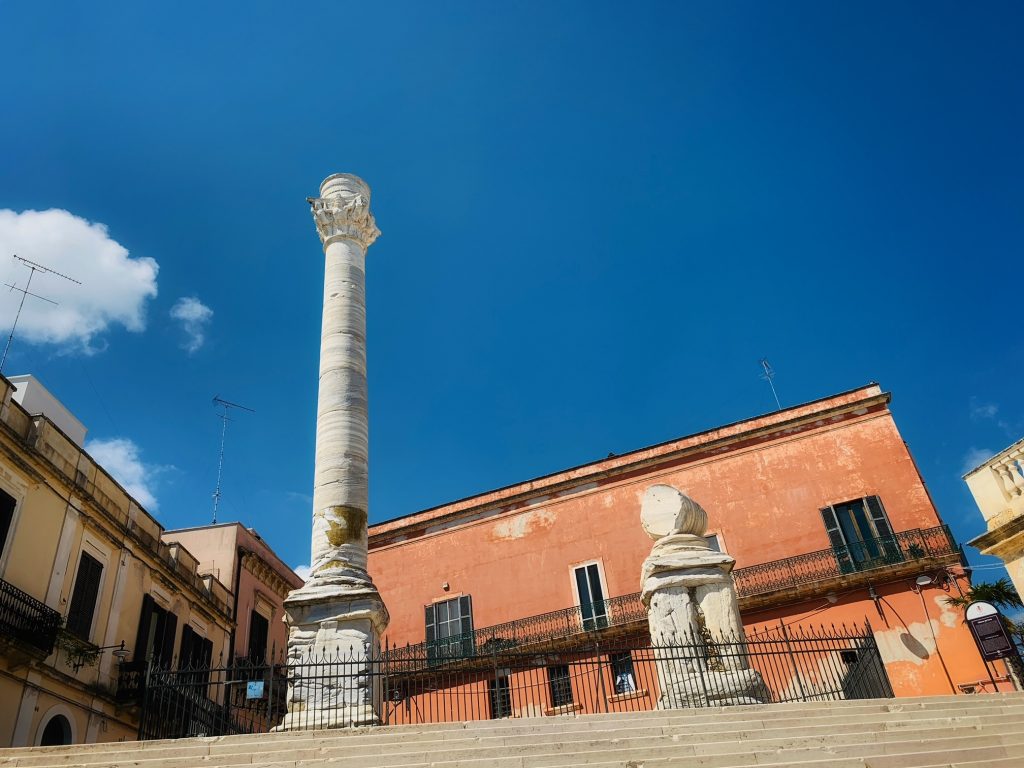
left=732, top=525, right=962, bottom=608
left=0, top=577, right=62, bottom=656
left=385, top=526, right=961, bottom=665
left=386, top=593, right=647, bottom=665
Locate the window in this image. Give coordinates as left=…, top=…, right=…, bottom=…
left=133, top=595, right=178, bottom=668
left=705, top=534, right=721, bottom=552
left=247, top=609, right=269, bottom=662
left=489, top=673, right=512, bottom=719
left=573, top=563, right=608, bottom=631
left=180, top=625, right=213, bottom=668
left=821, top=496, right=900, bottom=572
left=610, top=652, right=636, bottom=694
left=547, top=664, right=573, bottom=708
left=425, top=595, right=473, bottom=660
left=66, top=552, right=103, bottom=640
left=0, top=489, right=15, bottom=562
left=179, top=625, right=214, bottom=686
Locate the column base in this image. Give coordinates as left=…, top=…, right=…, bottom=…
left=657, top=667, right=770, bottom=709
left=278, top=582, right=389, bottom=730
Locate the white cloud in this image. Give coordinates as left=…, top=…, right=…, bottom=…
left=969, top=398, right=999, bottom=421
left=293, top=564, right=311, bottom=582
left=86, top=437, right=161, bottom=511
left=961, top=446, right=995, bottom=476
left=169, top=296, right=213, bottom=354
left=0, top=209, right=159, bottom=353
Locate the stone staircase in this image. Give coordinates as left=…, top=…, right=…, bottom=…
left=3, top=694, right=1024, bottom=768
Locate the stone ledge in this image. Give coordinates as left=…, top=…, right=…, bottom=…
left=606, top=688, right=650, bottom=704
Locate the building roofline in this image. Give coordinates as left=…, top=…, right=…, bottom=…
left=164, top=521, right=305, bottom=588
left=370, top=382, right=887, bottom=536
left=962, top=436, right=1024, bottom=479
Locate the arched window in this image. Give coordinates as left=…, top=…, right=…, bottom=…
left=39, top=715, right=71, bottom=746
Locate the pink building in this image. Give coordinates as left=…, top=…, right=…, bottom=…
left=164, top=523, right=303, bottom=664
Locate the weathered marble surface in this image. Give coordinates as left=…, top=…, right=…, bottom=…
left=640, top=484, right=767, bottom=707
left=280, top=174, right=388, bottom=729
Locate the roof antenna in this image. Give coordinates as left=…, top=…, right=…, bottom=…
left=211, top=396, right=255, bottom=524
left=1, top=255, right=81, bottom=374
left=759, top=358, right=781, bottom=411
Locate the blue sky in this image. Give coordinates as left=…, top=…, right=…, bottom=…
left=0, top=2, right=1021, bottom=583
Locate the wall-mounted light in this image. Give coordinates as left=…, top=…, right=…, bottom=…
left=441, top=582, right=450, bottom=591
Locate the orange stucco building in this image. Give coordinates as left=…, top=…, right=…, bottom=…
left=368, top=384, right=1003, bottom=699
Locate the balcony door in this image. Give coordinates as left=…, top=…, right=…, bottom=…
left=574, top=563, right=608, bottom=631
left=822, top=497, right=899, bottom=573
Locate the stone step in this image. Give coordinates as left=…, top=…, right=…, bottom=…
left=3, top=695, right=1023, bottom=768
left=10, top=693, right=1022, bottom=760
left=170, top=734, right=1024, bottom=768
left=115, top=697, right=1024, bottom=752
left=7, top=702, right=1024, bottom=767
left=6, top=714, right=1024, bottom=768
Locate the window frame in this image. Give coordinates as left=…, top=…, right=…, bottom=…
left=65, top=536, right=109, bottom=642
left=0, top=476, right=26, bottom=577
left=425, top=594, right=474, bottom=660
left=247, top=608, right=270, bottom=662
left=570, top=560, right=609, bottom=631
left=488, top=671, right=512, bottom=719
left=821, top=495, right=899, bottom=571
left=609, top=651, right=637, bottom=694
left=547, top=664, right=573, bottom=708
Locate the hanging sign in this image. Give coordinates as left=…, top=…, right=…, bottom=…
left=965, top=601, right=1019, bottom=662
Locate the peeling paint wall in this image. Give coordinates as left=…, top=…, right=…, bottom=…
left=368, top=393, right=987, bottom=696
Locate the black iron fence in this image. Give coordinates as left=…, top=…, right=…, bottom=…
left=732, top=525, right=960, bottom=599
left=136, top=623, right=891, bottom=739
left=0, top=577, right=62, bottom=655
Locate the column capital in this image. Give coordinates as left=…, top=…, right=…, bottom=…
left=308, top=173, right=380, bottom=250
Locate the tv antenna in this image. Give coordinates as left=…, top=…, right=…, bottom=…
left=759, top=358, right=781, bottom=411
left=211, top=396, right=255, bottom=524
left=1, top=255, right=81, bottom=374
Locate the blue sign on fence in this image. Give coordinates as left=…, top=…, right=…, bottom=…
left=246, top=681, right=265, bottom=699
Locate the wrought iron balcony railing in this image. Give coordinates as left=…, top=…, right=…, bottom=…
left=386, top=593, right=648, bottom=664
left=0, top=577, right=62, bottom=655
left=385, top=525, right=960, bottom=665
left=731, top=525, right=960, bottom=599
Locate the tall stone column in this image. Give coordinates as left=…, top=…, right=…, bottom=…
left=279, top=174, right=389, bottom=730
left=640, top=484, right=767, bottom=708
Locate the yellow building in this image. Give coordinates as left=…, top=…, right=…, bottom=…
left=0, top=375, right=234, bottom=747
left=965, top=438, right=1024, bottom=596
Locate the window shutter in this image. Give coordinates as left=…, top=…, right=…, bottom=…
left=865, top=497, right=893, bottom=539
left=66, top=552, right=103, bottom=639
left=133, top=595, right=155, bottom=664
left=424, top=604, right=435, bottom=642
left=179, top=625, right=195, bottom=669
left=248, top=610, right=269, bottom=661
left=159, top=612, right=178, bottom=668
left=200, top=636, right=213, bottom=667
left=587, top=564, right=605, bottom=604
left=821, top=507, right=847, bottom=548
left=0, top=489, right=15, bottom=560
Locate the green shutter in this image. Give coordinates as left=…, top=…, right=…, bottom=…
left=424, top=604, right=435, bottom=642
